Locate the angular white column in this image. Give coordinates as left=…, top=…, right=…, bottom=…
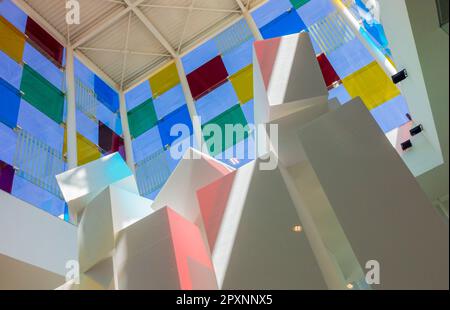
left=235, top=0, right=263, bottom=40
left=175, top=57, right=204, bottom=150
left=65, top=46, right=78, bottom=169
left=298, top=98, right=449, bottom=289
left=119, top=91, right=135, bottom=173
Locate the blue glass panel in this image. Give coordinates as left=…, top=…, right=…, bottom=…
left=371, top=96, right=410, bottom=133
left=328, top=85, right=352, bottom=105
left=260, top=9, right=307, bottom=39
left=0, top=121, right=17, bottom=165
left=214, top=19, right=253, bottom=55
left=363, top=20, right=389, bottom=51
left=0, top=51, right=22, bottom=89
left=125, top=80, right=152, bottom=111
left=0, top=77, right=21, bottom=129
left=355, top=0, right=370, bottom=13
left=12, top=174, right=65, bottom=217
left=0, top=0, right=28, bottom=32
left=252, top=0, right=293, bottom=28
left=181, top=39, right=219, bottom=75
left=96, top=102, right=122, bottom=136
left=94, top=75, right=119, bottom=113
left=164, top=147, right=182, bottom=172
left=74, top=57, right=95, bottom=89
left=23, top=43, right=64, bottom=90
left=158, top=105, right=193, bottom=148
left=76, top=109, right=99, bottom=145
left=241, top=99, right=255, bottom=125
left=196, top=82, right=239, bottom=125
left=153, top=84, right=186, bottom=120
left=297, top=0, right=335, bottom=26
left=327, top=38, right=374, bottom=79
left=132, top=125, right=163, bottom=163
left=222, top=39, right=254, bottom=76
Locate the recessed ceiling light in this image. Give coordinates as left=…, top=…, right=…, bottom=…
left=293, top=225, right=303, bottom=233
left=347, top=283, right=354, bottom=289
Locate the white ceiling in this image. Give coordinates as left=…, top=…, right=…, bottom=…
left=14, top=0, right=266, bottom=91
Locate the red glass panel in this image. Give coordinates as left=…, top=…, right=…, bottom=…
left=317, top=53, right=341, bottom=89
left=0, top=160, right=14, bottom=193
left=25, top=18, right=64, bottom=67
left=99, top=121, right=124, bottom=155
left=187, top=56, right=228, bottom=100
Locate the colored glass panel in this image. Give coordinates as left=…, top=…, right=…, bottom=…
left=196, top=82, right=239, bottom=125
left=135, top=148, right=171, bottom=197
left=94, top=75, right=119, bottom=113
left=0, top=51, right=22, bottom=89
left=20, top=64, right=65, bottom=124
left=187, top=56, right=229, bottom=100
left=0, top=0, right=28, bottom=32
left=64, top=131, right=101, bottom=166
left=17, top=99, right=64, bottom=150
left=251, top=0, right=293, bottom=28
left=127, top=98, right=158, bottom=139
left=132, top=126, right=163, bottom=163
left=25, top=18, right=64, bottom=67
left=290, top=0, right=310, bottom=9
left=12, top=174, right=65, bottom=217
left=13, top=129, right=65, bottom=197
left=221, top=38, right=254, bottom=76
left=99, top=121, right=124, bottom=154
left=202, top=105, right=249, bottom=157
left=0, top=159, right=14, bottom=193
left=297, top=0, right=336, bottom=26
left=0, top=121, right=17, bottom=165
left=229, top=64, right=253, bottom=105
left=149, top=62, right=180, bottom=98
left=0, top=15, right=25, bottom=63
left=153, top=84, right=186, bottom=120
left=260, top=9, right=307, bottom=39
left=370, top=96, right=410, bottom=133
left=23, top=43, right=63, bottom=89
left=182, top=39, right=219, bottom=75
left=158, top=105, right=193, bottom=148
left=214, top=19, right=253, bottom=55
left=307, top=11, right=354, bottom=55
left=76, top=109, right=99, bottom=145
left=327, top=38, right=374, bottom=79
left=125, top=80, right=152, bottom=111
left=0, top=77, right=21, bottom=128
left=342, top=61, right=400, bottom=110
left=317, top=53, right=341, bottom=88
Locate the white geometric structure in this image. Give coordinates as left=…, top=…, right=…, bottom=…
left=298, top=98, right=449, bottom=289
left=56, top=153, right=141, bottom=223
left=4, top=30, right=446, bottom=291
left=206, top=158, right=327, bottom=289
left=253, top=32, right=330, bottom=167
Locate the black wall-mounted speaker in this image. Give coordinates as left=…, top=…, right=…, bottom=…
left=410, top=125, right=424, bottom=136
left=401, top=140, right=413, bottom=151
left=392, top=69, right=408, bottom=84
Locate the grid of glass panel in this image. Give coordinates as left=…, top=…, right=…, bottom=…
left=1, top=0, right=412, bottom=216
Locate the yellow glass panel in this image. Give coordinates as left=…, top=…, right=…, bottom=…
left=229, top=64, right=253, bottom=105
left=149, top=62, right=180, bottom=98
left=342, top=61, right=400, bottom=110
left=64, top=129, right=101, bottom=166
left=0, top=16, right=25, bottom=63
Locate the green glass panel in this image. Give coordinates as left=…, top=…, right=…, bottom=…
left=20, top=64, right=64, bottom=124
left=202, top=105, right=249, bottom=157
left=290, top=0, right=310, bottom=9
left=127, top=98, right=158, bottom=139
